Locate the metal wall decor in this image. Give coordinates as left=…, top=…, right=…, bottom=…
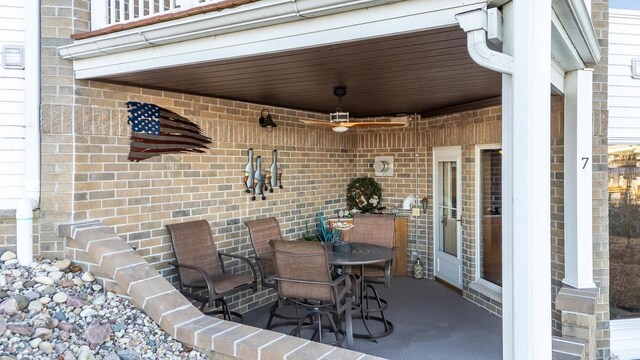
left=254, top=156, right=265, bottom=201
left=126, top=101, right=211, bottom=162
left=244, top=148, right=255, bottom=193
left=267, top=150, right=283, bottom=193
left=243, top=148, right=284, bottom=201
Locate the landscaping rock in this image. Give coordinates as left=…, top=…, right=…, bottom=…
left=53, top=292, right=69, bottom=303
left=32, top=327, right=52, bottom=340
left=48, top=271, right=64, bottom=282
left=38, top=340, right=53, bottom=354
left=83, top=319, right=112, bottom=349
left=117, top=349, right=142, bottom=360
left=0, top=257, right=207, bottom=359
left=0, top=251, right=16, bottom=261
left=31, top=313, right=54, bottom=329
left=66, top=295, right=86, bottom=308
left=81, top=272, right=94, bottom=282
left=0, top=298, right=19, bottom=315
left=34, top=276, right=54, bottom=285
left=27, top=301, right=42, bottom=313
left=7, top=324, right=33, bottom=336
left=55, top=259, right=71, bottom=271
left=13, top=294, right=28, bottom=310
left=22, top=290, right=40, bottom=301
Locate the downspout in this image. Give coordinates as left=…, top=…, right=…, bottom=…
left=455, top=8, right=513, bottom=75
left=18, top=0, right=41, bottom=266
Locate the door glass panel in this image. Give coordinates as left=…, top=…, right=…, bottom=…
left=438, top=161, right=457, bottom=257
left=479, top=149, right=502, bottom=286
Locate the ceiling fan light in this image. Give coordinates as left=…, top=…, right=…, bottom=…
left=332, top=126, right=349, bottom=133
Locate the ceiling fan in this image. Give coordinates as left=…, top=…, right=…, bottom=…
left=299, top=86, right=410, bottom=133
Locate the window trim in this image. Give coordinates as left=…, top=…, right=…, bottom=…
left=475, top=143, right=503, bottom=294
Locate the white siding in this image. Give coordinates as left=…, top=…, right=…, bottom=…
left=0, top=2, right=26, bottom=209
left=609, top=9, right=640, bottom=144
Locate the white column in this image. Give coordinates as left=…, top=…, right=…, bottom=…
left=502, top=0, right=552, bottom=358
left=563, top=69, right=596, bottom=289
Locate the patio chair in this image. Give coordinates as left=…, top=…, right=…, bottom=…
left=244, top=217, right=299, bottom=329
left=349, top=213, right=395, bottom=337
left=269, top=239, right=354, bottom=348
left=166, top=220, right=257, bottom=322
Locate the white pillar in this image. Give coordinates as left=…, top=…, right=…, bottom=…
left=563, top=69, right=596, bottom=289
left=502, top=0, right=552, bottom=358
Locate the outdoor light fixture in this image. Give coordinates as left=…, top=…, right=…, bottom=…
left=259, top=109, right=277, bottom=130
left=332, top=126, right=348, bottom=133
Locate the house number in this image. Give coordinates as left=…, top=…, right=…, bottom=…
left=582, top=157, right=589, bottom=170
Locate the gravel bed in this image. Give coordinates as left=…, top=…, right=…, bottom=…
left=0, top=251, right=209, bottom=360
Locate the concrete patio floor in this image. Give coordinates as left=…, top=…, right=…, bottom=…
left=243, top=277, right=502, bottom=360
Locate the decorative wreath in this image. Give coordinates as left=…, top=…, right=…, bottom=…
left=346, top=176, right=384, bottom=213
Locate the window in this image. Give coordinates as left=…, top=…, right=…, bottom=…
left=609, top=144, right=640, bottom=319
left=477, top=147, right=502, bottom=287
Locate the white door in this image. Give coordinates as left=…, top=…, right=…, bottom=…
left=433, top=146, right=463, bottom=289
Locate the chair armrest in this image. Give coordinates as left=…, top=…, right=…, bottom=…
left=168, top=261, right=218, bottom=296
left=218, top=252, right=258, bottom=281
left=330, top=273, right=356, bottom=304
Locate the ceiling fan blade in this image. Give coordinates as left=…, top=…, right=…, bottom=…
left=299, top=119, right=338, bottom=127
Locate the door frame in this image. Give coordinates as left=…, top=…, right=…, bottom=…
left=432, top=146, right=463, bottom=289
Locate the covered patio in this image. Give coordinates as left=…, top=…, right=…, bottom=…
left=49, top=0, right=607, bottom=359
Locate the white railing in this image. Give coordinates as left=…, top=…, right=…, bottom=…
left=90, top=0, right=225, bottom=30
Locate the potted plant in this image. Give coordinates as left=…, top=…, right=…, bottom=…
left=316, top=213, right=352, bottom=253
left=302, top=220, right=315, bottom=241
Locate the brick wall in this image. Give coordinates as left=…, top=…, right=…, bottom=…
left=66, top=81, right=358, bottom=313
left=591, top=0, right=611, bottom=358
left=354, top=107, right=504, bottom=315
left=550, top=95, right=565, bottom=335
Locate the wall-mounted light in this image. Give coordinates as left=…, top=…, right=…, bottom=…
left=373, top=156, right=394, bottom=176
left=259, top=109, right=277, bottom=131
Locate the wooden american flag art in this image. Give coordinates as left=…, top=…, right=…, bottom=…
left=126, top=101, right=212, bottom=162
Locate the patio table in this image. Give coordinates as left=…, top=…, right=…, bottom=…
left=326, top=242, right=395, bottom=343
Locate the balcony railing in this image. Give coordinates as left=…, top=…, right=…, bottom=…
left=90, top=0, right=225, bottom=30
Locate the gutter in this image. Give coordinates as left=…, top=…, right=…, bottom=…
left=551, top=0, right=600, bottom=66
left=58, top=0, right=402, bottom=60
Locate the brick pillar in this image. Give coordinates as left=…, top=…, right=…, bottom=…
left=556, top=285, right=599, bottom=360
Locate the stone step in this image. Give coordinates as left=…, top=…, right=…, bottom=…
left=552, top=336, right=586, bottom=360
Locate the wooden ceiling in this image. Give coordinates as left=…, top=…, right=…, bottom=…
left=100, top=26, right=501, bottom=118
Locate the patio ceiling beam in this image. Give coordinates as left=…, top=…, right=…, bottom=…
left=59, top=0, right=486, bottom=80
